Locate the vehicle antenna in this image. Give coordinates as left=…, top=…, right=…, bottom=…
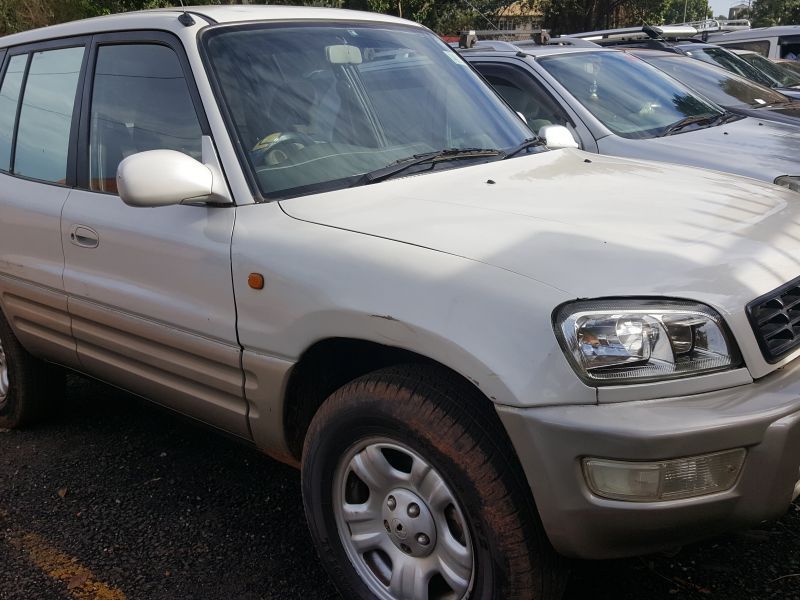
left=177, top=0, right=195, bottom=26
left=461, top=0, right=499, bottom=31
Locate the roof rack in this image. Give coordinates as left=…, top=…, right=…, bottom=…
left=570, top=24, right=698, bottom=41
left=569, top=19, right=751, bottom=43
left=456, top=28, right=550, bottom=49
left=682, top=18, right=751, bottom=32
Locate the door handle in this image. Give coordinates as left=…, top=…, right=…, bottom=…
left=69, top=225, right=99, bottom=249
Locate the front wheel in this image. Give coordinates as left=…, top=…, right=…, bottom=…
left=301, top=365, right=566, bottom=600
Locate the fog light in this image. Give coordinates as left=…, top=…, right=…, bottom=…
left=583, top=449, right=746, bottom=502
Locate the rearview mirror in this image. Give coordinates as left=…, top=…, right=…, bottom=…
left=326, top=44, right=362, bottom=65
left=117, top=150, right=214, bottom=208
left=539, top=125, right=579, bottom=150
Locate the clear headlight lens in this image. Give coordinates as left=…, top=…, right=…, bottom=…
left=775, top=175, right=800, bottom=193
left=554, top=299, right=741, bottom=385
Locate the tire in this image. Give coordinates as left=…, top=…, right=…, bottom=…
left=0, top=311, right=64, bottom=429
left=301, top=364, right=567, bottom=600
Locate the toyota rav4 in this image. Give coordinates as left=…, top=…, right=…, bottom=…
left=1, top=7, right=799, bottom=600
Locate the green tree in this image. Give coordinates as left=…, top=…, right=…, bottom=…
left=0, top=0, right=253, bottom=35
left=750, top=0, right=800, bottom=26
left=541, top=0, right=714, bottom=35
left=663, top=0, right=712, bottom=23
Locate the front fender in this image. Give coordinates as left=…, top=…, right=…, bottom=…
left=231, top=202, right=593, bottom=412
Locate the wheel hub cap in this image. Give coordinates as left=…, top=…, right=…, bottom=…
left=334, top=439, right=474, bottom=600
left=382, top=488, right=437, bottom=558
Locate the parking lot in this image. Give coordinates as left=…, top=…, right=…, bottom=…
left=0, top=375, right=797, bottom=600
left=3, top=2, right=800, bottom=598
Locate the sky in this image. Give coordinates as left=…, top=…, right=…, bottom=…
left=708, top=0, right=746, bottom=19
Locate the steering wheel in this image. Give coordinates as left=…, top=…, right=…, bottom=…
left=251, top=132, right=315, bottom=166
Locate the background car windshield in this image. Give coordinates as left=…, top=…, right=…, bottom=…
left=644, top=55, right=788, bottom=108
left=205, top=23, right=532, bottom=198
left=739, top=53, right=800, bottom=88
left=780, top=61, right=800, bottom=76
left=537, top=52, right=723, bottom=139
left=685, top=47, right=779, bottom=87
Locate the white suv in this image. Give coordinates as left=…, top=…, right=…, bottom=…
left=1, top=7, right=800, bottom=600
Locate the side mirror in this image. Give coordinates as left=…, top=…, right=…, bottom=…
left=117, top=150, right=214, bottom=208
left=538, top=125, right=579, bottom=150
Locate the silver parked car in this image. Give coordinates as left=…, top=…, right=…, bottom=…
left=627, top=48, right=800, bottom=127
left=567, top=25, right=800, bottom=99
left=463, top=44, right=800, bottom=190
left=728, top=47, right=800, bottom=92
left=3, top=7, right=800, bottom=600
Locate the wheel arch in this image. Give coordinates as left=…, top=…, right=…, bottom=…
left=281, top=335, right=513, bottom=463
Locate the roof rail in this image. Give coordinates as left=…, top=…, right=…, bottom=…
left=543, top=36, right=601, bottom=48
left=452, top=38, right=521, bottom=52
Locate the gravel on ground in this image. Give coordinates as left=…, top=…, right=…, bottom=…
left=0, top=375, right=798, bottom=600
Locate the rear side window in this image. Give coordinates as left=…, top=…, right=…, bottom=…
left=779, top=36, right=800, bottom=59
left=14, top=47, right=83, bottom=183
left=89, top=44, right=202, bottom=193
left=473, top=62, right=573, bottom=134
left=0, top=54, right=26, bottom=172
left=722, top=40, right=770, bottom=56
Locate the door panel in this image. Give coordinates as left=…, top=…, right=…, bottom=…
left=0, top=175, right=69, bottom=293
left=0, top=43, right=86, bottom=368
left=62, top=194, right=245, bottom=436
left=69, top=293, right=245, bottom=433
left=62, top=36, right=247, bottom=437
left=0, top=180, right=76, bottom=366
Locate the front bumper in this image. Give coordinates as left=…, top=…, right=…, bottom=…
left=496, top=361, right=800, bottom=559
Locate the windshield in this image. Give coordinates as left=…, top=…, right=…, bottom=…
left=683, top=46, right=780, bottom=88
left=780, top=60, right=800, bottom=76
left=537, top=51, right=723, bottom=139
left=203, top=23, right=532, bottom=199
left=738, top=53, right=800, bottom=88
left=642, top=55, right=788, bottom=108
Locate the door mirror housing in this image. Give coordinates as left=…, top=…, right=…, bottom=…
left=538, top=125, right=579, bottom=150
left=117, top=150, right=221, bottom=207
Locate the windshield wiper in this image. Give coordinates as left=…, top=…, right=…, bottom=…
left=357, top=148, right=503, bottom=185
left=660, top=114, right=719, bottom=136
left=711, top=111, right=742, bottom=124
left=503, top=137, right=547, bottom=159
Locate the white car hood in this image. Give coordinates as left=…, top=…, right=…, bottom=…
left=280, top=149, right=800, bottom=320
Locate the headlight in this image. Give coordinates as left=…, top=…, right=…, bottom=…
left=554, top=299, right=741, bottom=385
left=775, top=175, right=800, bottom=193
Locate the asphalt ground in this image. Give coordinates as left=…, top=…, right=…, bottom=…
left=0, top=374, right=799, bottom=600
